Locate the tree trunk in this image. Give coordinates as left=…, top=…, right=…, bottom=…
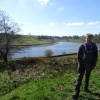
left=0, top=51, right=8, bottom=62
left=4, top=55, right=8, bottom=62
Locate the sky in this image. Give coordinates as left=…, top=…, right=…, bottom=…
left=0, top=0, right=100, bottom=36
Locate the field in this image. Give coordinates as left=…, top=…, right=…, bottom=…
left=0, top=53, right=100, bottom=100
left=12, top=35, right=54, bottom=46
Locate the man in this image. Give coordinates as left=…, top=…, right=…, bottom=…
left=72, top=33, right=98, bottom=100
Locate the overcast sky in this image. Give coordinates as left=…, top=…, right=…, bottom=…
left=0, top=0, right=100, bottom=36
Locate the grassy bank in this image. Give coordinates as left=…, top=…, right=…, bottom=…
left=12, top=35, right=83, bottom=46
left=0, top=53, right=100, bottom=100
left=12, top=35, right=54, bottom=46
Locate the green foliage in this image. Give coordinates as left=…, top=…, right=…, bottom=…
left=93, top=34, right=100, bottom=43
left=0, top=54, right=100, bottom=100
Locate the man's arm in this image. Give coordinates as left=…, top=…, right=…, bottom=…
left=77, top=44, right=84, bottom=63
left=92, top=44, right=98, bottom=68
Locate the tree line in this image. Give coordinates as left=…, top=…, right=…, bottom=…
left=37, top=35, right=80, bottom=40
left=37, top=34, right=100, bottom=43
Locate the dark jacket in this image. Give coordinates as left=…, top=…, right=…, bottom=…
left=77, top=42, right=98, bottom=67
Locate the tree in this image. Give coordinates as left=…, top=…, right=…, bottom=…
left=0, top=10, right=20, bottom=62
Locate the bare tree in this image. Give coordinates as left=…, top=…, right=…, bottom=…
left=0, top=10, right=20, bottom=62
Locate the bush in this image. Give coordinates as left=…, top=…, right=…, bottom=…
left=44, top=49, right=53, bottom=57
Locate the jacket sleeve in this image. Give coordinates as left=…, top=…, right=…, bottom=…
left=92, top=44, right=98, bottom=66
left=77, top=44, right=84, bottom=63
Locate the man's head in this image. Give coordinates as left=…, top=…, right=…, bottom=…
left=85, top=33, right=93, bottom=43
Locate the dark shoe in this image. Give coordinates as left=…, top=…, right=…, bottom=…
left=72, top=92, right=79, bottom=100
left=84, top=88, right=90, bottom=93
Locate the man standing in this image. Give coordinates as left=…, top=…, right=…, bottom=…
left=72, top=33, right=98, bottom=100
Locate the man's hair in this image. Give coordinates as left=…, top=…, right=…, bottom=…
left=85, top=33, right=93, bottom=38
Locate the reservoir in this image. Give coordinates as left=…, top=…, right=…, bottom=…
left=11, top=42, right=100, bottom=58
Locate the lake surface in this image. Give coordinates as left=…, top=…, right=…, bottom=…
left=11, top=42, right=100, bottom=58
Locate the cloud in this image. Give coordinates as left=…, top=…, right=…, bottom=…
left=65, top=22, right=85, bottom=26
left=58, top=7, right=64, bottom=12
left=65, top=21, right=100, bottom=27
left=38, top=0, right=49, bottom=6
left=87, top=21, right=100, bottom=26
left=48, top=22, right=57, bottom=27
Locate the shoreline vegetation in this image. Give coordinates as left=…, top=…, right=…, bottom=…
left=11, top=42, right=54, bottom=48
left=11, top=34, right=100, bottom=48
left=11, top=35, right=83, bottom=46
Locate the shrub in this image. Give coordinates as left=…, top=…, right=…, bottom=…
left=44, top=49, right=53, bottom=57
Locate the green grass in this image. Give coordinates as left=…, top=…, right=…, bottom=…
left=0, top=53, right=100, bottom=100
left=12, top=35, right=53, bottom=46
left=0, top=70, right=76, bottom=100
left=0, top=77, right=73, bottom=100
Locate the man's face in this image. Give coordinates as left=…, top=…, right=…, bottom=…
left=85, top=36, right=92, bottom=43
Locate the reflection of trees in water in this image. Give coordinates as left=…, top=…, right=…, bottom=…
left=12, top=46, right=29, bottom=53
left=10, top=46, right=33, bottom=58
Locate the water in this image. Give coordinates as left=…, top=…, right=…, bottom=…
left=11, top=42, right=100, bottom=58
left=11, top=42, right=80, bottom=58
